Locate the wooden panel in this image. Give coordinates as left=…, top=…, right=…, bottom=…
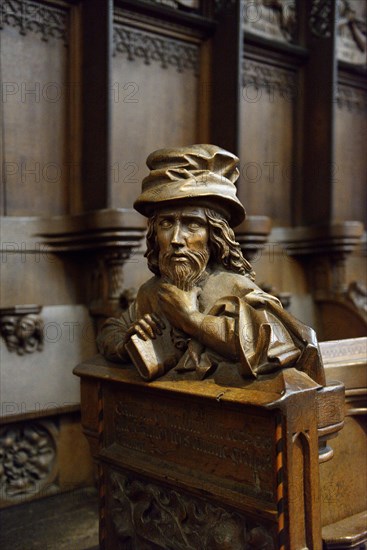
left=1, top=4, right=70, bottom=216
left=298, top=0, right=338, bottom=226
left=321, top=414, right=367, bottom=527
left=0, top=412, right=94, bottom=508
left=81, top=0, right=112, bottom=211
left=210, top=0, right=242, bottom=153
left=334, top=84, right=367, bottom=224
left=111, top=23, right=199, bottom=209
left=239, top=58, right=295, bottom=225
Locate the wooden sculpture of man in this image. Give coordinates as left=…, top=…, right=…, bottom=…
left=97, top=145, right=325, bottom=385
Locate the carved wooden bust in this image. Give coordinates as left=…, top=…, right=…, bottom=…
left=97, top=144, right=325, bottom=386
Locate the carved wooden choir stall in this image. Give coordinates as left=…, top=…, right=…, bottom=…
left=74, top=143, right=364, bottom=549
left=75, top=353, right=346, bottom=549
left=1, top=1, right=366, bottom=549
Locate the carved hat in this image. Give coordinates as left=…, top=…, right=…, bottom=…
left=134, top=144, right=246, bottom=227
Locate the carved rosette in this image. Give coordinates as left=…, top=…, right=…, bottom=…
left=0, top=0, right=68, bottom=43
left=0, top=422, right=57, bottom=502
left=109, top=471, right=275, bottom=549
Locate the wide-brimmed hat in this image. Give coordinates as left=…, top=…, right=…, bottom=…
left=134, top=144, right=246, bottom=227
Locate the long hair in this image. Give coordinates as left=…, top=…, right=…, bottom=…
left=145, top=208, right=255, bottom=280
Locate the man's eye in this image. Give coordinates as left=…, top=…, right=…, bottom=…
left=159, top=220, right=172, bottom=228
left=188, top=222, right=201, bottom=230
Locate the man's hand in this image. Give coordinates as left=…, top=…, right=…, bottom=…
left=124, top=313, right=165, bottom=342
left=158, top=283, right=200, bottom=331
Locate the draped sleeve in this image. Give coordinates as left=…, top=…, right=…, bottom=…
left=96, top=302, right=137, bottom=363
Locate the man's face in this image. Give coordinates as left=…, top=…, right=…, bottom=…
left=155, top=205, right=210, bottom=289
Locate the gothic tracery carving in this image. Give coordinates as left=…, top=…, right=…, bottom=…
left=113, top=25, right=199, bottom=74
left=337, top=85, right=367, bottom=113
left=242, top=59, right=297, bottom=99
left=0, top=0, right=68, bottom=43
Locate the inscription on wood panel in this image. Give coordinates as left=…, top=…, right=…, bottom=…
left=105, top=387, right=275, bottom=500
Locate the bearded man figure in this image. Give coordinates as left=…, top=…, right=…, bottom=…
left=97, top=145, right=325, bottom=385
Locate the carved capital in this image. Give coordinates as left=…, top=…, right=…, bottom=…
left=275, top=221, right=364, bottom=294
left=36, top=209, right=146, bottom=321
left=0, top=305, right=44, bottom=355
left=260, top=283, right=291, bottom=310
left=235, top=215, right=272, bottom=261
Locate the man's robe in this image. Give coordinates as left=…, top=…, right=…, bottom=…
left=97, top=267, right=325, bottom=385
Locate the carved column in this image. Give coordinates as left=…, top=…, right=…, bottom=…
left=296, top=0, right=338, bottom=225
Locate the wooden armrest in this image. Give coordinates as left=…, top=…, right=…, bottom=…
left=322, top=511, right=367, bottom=548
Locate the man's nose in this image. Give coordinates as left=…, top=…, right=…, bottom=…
left=171, top=223, right=185, bottom=246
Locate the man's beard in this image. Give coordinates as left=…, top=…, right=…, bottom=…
left=159, top=248, right=210, bottom=291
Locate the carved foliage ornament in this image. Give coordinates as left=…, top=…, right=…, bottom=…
left=336, top=84, right=367, bottom=112
left=113, top=25, right=199, bottom=75
left=0, top=309, right=44, bottom=355
left=110, top=471, right=275, bottom=549
left=0, top=0, right=68, bottom=43
left=309, top=0, right=334, bottom=38
left=0, top=422, right=56, bottom=500
left=242, top=59, right=297, bottom=99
